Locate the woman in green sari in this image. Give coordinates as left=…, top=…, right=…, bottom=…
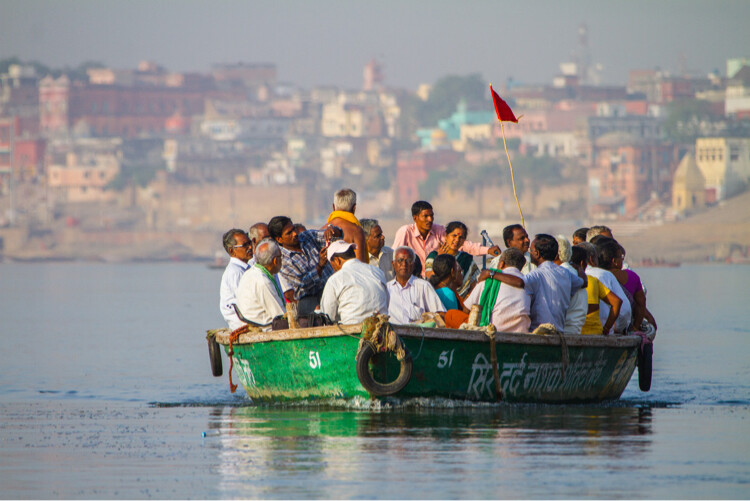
left=424, top=221, right=480, bottom=299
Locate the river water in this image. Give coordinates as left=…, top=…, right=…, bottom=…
left=1, top=262, right=748, bottom=499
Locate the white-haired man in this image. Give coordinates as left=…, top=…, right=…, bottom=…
left=386, top=246, right=445, bottom=324
left=320, top=240, right=388, bottom=325
left=324, top=188, right=367, bottom=262
left=361, top=218, right=394, bottom=281
left=219, top=228, right=252, bottom=330
left=235, top=239, right=285, bottom=330
left=556, top=235, right=588, bottom=335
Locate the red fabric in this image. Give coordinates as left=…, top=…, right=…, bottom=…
left=445, top=310, right=469, bottom=329
left=490, top=84, right=518, bottom=123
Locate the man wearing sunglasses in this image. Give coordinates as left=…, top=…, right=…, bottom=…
left=219, top=228, right=252, bottom=330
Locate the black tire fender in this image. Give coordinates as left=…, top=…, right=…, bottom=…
left=355, top=342, right=412, bottom=397
left=638, top=343, right=652, bottom=392
left=208, top=336, right=223, bottom=377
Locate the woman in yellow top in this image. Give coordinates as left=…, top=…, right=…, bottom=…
left=572, top=245, right=622, bottom=335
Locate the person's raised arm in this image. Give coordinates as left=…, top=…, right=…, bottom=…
left=353, top=227, right=368, bottom=262
left=477, top=269, right=525, bottom=289
left=460, top=239, right=499, bottom=257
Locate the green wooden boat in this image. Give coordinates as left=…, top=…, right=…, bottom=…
left=207, top=319, right=655, bottom=404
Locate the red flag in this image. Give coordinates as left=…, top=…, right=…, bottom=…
left=490, top=84, right=518, bottom=123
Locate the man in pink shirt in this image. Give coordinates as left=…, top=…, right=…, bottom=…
left=392, top=201, right=500, bottom=277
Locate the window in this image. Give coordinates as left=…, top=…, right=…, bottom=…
left=730, top=147, right=739, bottom=161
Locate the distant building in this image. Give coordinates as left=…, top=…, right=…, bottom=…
left=396, top=148, right=460, bottom=209
left=0, top=64, right=40, bottom=135
left=0, top=116, right=46, bottom=182
left=627, top=69, right=712, bottom=104
left=363, top=59, right=384, bottom=91
left=695, top=137, right=750, bottom=202
left=725, top=66, right=750, bottom=119
left=672, top=153, right=705, bottom=215
left=587, top=115, right=664, bottom=143
left=39, top=75, right=205, bottom=139
left=417, top=99, right=494, bottom=149
left=588, top=132, right=677, bottom=218
left=321, top=101, right=385, bottom=138
left=47, top=146, right=121, bottom=203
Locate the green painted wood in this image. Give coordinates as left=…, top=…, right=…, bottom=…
left=221, top=326, right=643, bottom=404
left=228, top=335, right=368, bottom=402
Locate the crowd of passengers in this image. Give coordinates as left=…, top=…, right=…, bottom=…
left=219, top=189, right=657, bottom=335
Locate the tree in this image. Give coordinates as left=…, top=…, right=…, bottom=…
left=664, top=98, right=722, bottom=143
left=419, top=73, right=487, bottom=126
left=106, top=163, right=164, bottom=191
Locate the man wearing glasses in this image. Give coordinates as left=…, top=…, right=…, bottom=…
left=219, top=228, right=252, bottom=330
left=386, top=246, right=445, bottom=325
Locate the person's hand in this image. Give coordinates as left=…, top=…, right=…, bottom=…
left=477, top=269, right=491, bottom=282
left=317, top=247, right=328, bottom=275
left=438, top=241, right=452, bottom=255
left=487, top=245, right=501, bottom=256
left=323, top=225, right=342, bottom=244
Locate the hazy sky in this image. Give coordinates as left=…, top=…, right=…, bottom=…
left=2, top=0, right=749, bottom=90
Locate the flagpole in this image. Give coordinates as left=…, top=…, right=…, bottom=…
left=500, top=121, right=524, bottom=228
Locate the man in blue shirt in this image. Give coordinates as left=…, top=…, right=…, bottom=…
left=524, top=234, right=585, bottom=332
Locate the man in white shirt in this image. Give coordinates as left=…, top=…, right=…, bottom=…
left=386, top=246, right=445, bottom=324
left=235, top=239, right=286, bottom=331
left=361, top=218, right=395, bottom=281
left=489, top=224, right=537, bottom=275
left=320, top=240, right=389, bottom=325
left=465, top=248, right=530, bottom=333
left=246, top=222, right=270, bottom=265
left=557, top=238, right=588, bottom=335
left=219, top=229, right=252, bottom=330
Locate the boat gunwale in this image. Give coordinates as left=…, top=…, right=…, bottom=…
left=212, top=323, right=653, bottom=349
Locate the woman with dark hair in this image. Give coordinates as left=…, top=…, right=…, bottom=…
left=424, top=221, right=480, bottom=298
left=604, top=243, right=657, bottom=331
left=429, top=254, right=469, bottom=328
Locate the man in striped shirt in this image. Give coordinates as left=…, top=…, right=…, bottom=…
left=269, top=216, right=342, bottom=315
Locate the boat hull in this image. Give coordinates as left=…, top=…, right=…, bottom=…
left=212, top=324, right=646, bottom=404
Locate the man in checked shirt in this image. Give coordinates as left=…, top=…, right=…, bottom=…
left=268, top=215, right=343, bottom=315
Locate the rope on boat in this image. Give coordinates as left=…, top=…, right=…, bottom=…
left=412, top=325, right=426, bottom=361
left=532, top=323, right=569, bottom=379
left=485, top=326, right=503, bottom=401
left=634, top=323, right=655, bottom=353
left=335, top=322, right=364, bottom=340
left=358, top=314, right=407, bottom=362
left=355, top=314, right=413, bottom=397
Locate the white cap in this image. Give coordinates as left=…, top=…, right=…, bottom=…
left=327, top=240, right=355, bottom=261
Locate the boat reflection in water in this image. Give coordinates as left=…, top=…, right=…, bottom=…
left=205, top=402, right=654, bottom=499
